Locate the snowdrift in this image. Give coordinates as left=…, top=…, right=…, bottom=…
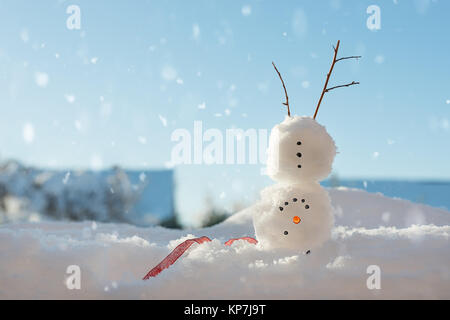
left=0, top=187, right=449, bottom=299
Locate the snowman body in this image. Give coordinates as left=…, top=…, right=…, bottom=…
left=253, top=116, right=336, bottom=251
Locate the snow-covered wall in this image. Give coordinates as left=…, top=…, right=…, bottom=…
left=0, top=161, right=174, bottom=226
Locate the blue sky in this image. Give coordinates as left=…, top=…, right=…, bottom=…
left=0, top=0, right=449, bottom=222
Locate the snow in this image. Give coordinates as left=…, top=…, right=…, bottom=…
left=90, top=154, right=103, bottom=170
left=20, top=29, right=29, bottom=43
left=138, top=136, right=147, bottom=144
left=266, top=116, right=337, bottom=183
left=254, top=183, right=334, bottom=252
left=34, top=72, right=49, bottom=88
left=301, top=80, right=310, bottom=89
left=374, top=55, right=385, bottom=64
left=258, top=116, right=335, bottom=251
left=159, top=115, right=168, bottom=127
left=0, top=187, right=448, bottom=299
left=241, top=5, right=252, bottom=17
left=22, top=122, right=35, bottom=144
left=192, top=24, right=200, bottom=41
left=64, top=94, right=76, bottom=104
left=161, top=66, right=177, bottom=81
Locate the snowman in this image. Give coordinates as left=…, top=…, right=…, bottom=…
left=254, top=41, right=360, bottom=253
left=253, top=116, right=336, bottom=253
left=143, top=40, right=359, bottom=278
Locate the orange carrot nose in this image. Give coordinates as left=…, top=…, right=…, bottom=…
left=293, top=216, right=301, bottom=224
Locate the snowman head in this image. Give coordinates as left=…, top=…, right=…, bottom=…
left=266, top=116, right=336, bottom=183
left=253, top=183, right=334, bottom=251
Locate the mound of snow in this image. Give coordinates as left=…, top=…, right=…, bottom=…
left=0, top=188, right=449, bottom=299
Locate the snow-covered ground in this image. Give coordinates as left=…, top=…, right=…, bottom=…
left=0, top=187, right=449, bottom=299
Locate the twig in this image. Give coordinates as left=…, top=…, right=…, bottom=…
left=313, top=41, right=340, bottom=120
left=272, top=61, right=290, bottom=117
left=313, top=40, right=361, bottom=120
left=325, top=81, right=360, bottom=92
left=335, top=56, right=361, bottom=63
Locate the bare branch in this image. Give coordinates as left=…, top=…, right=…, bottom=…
left=335, top=56, right=361, bottom=63
left=272, top=61, right=291, bottom=117
left=325, top=81, right=360, bottom=92
left=313, top=40, right=340, bottom=120
left=313, top=40, right=360, bottom=120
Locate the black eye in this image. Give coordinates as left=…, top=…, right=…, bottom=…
left=305, top=205, right=310, bottom=209
left=284, top=231, right=288, bottom=235
left=284, top=202, right=288, bottom=205
left=297, top=141, right=301, bottom=145
left=296, top=153, right=302, bottom=158
left=279, top=207, right=283, bottom=211
left=293, top=198, right=297, bottom=202
left=301, top=199, right=305, bottom=203
left=297, top=165, right=302, bottom=168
